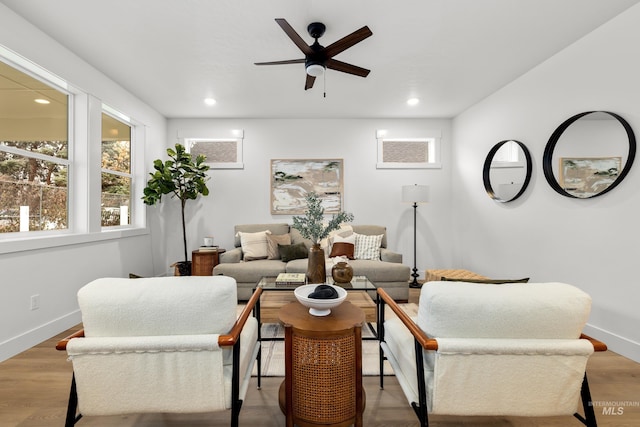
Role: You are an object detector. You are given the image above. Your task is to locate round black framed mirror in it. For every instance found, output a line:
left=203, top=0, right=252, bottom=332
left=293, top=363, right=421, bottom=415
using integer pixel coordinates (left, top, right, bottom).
left=483, top=140, right=533, bottom=203
left=543, top=111, right=636, bottom=199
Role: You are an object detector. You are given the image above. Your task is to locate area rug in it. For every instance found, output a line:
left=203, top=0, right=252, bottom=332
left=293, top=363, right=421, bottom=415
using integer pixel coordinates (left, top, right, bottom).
left=243, top=303, right=418, bottom=377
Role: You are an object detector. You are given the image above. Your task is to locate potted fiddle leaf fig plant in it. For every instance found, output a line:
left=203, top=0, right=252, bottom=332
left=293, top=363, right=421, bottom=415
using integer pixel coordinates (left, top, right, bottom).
left=142, top=143, right=210, bottom=276
left=292, top=192, right=354, bottom=283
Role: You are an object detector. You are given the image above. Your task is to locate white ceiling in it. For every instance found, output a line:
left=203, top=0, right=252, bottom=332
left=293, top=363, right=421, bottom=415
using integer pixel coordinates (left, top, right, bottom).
left=2, top=0, right=638, bottom=119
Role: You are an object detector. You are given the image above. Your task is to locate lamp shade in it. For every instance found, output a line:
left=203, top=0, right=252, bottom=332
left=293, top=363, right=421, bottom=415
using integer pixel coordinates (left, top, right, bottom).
left=402, top=184, right=429, bottom=203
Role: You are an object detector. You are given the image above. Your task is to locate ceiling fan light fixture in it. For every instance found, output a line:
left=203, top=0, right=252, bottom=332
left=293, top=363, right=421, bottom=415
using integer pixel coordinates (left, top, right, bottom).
left=306, top=64, right=325, bottom=77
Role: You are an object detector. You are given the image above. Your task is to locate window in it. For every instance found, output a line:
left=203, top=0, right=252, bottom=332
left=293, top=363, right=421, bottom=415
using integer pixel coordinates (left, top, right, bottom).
left=185, top=131, right=244, bottom=169
left=0, top=47, right=147, bottom=252
left=491, top=140, right=525, bottom=167
left=376, top=130, right=441, bottom=169
left=101, top=112, right=132, bottom=227
left=0, top=59, right=70, bottom=233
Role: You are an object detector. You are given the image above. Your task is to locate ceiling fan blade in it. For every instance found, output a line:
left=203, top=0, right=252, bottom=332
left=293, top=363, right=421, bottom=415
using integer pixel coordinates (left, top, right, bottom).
left=326, top=59, right=370, bottom=77
left=254, top=59, right=305, bottom=66
left=323, top=26, right=372, bottom=58
left=275, top=18, right=314, bottom=56
left=305, top=74, right=316, bottom=90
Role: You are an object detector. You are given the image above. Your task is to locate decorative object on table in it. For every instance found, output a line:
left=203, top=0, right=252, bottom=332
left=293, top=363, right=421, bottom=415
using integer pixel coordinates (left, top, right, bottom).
left=308, top=284, right=339, bottom=299
left=292, top=192, right=354, bottom=283
left=294, top=283, right=347, bottom=316
left=142, top=143, right=210, bottom=276
left=270, top=159, right=344, bottom=214
left=197, top=245, right=219, bottom=252
left=402, top=184, right=429, bottom=288
left=275, top=272, right=307, bottom=286
left=332, top=260, right=354, bottom=284
left=203, top=236, right=214, bottom=247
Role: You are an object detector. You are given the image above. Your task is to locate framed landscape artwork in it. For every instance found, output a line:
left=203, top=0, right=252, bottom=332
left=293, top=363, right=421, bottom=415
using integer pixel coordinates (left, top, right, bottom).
left=559, top=157, right=621, bottom=198
left=271, top=159, right=344, bottom=214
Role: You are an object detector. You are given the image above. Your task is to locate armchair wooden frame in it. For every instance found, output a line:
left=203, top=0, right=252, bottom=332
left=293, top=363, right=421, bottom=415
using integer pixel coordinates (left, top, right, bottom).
left=376, top=287, right=607, bottom=427
left=56, top=287, right=263, bottom=427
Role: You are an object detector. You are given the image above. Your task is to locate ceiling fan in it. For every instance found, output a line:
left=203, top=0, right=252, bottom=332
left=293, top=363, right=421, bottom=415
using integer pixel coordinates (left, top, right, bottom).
left=255, top=18, right=373, bottom=90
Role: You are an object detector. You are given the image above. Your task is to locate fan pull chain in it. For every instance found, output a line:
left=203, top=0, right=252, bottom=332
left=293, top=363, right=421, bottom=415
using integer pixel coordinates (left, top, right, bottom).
left=323, top=71, right=326, bottom=98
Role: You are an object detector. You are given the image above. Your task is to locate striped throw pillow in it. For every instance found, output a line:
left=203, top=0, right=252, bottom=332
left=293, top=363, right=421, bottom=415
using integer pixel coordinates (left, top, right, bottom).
left=354, top=233, right=383, bottom=260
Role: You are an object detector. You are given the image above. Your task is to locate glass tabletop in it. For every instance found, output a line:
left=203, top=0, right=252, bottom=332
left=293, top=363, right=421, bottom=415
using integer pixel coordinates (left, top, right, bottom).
left=257, top=275, right=377, bottom=291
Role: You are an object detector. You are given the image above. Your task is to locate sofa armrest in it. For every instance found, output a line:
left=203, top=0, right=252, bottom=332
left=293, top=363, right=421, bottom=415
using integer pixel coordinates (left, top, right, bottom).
left=220, top=247, right=242, bottom=263
left=380, top=248, right=402, bottom=263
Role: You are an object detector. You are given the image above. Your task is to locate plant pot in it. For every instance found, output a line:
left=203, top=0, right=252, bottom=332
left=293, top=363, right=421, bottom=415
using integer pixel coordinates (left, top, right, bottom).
left=306, top=244, right=326, bottom=284
left=332, top=261, right=353, bottom=284
left=172, top=261, right=192, bottom=276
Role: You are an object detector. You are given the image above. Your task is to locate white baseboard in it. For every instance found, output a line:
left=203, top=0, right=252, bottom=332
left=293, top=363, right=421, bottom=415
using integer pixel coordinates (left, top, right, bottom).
left=584, top=323, right=640, bottom=363
left=0, top=310, right=82, bottom=363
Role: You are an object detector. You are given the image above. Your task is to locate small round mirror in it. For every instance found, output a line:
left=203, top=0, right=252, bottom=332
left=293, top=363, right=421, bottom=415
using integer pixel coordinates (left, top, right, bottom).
left=543, top=111, right=636, bottom=198
left=483, top=140, right=532, bottom=203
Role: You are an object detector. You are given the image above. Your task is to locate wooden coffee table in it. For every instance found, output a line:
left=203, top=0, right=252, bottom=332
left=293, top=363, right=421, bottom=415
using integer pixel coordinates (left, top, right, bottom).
left=255, top=276, right=377, bottom=324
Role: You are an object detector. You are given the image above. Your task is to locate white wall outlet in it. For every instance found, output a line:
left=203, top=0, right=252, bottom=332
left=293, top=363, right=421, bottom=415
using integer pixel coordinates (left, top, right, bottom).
left=30, top=294, right=40, bottom=311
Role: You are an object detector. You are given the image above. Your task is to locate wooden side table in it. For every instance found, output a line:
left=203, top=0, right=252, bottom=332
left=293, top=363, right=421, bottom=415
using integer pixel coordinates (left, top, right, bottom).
left=191, top=249, right=225, bottom=276
left=278, top=301, right=365, bottom=427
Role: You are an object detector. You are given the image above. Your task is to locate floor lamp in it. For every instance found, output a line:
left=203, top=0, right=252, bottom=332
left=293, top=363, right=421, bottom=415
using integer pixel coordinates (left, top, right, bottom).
left=402, top=184, right=429, bottom=288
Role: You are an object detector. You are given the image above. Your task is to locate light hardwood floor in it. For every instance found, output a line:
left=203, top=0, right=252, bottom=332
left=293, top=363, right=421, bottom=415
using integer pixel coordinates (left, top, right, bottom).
left=1, top=289, right=639, bottom=426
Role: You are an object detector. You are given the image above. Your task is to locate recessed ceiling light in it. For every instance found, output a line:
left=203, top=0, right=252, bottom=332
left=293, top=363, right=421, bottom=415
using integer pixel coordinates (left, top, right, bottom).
left=34, top=98, right=50, bottom=104
left=204, top=98, right=217, bottom=106
left=407, top=98, right=420, bottom=106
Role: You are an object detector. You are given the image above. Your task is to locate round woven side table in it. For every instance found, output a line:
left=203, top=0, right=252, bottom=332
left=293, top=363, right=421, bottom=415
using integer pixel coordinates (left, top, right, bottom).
left=278, top=301, right=365, bottom=427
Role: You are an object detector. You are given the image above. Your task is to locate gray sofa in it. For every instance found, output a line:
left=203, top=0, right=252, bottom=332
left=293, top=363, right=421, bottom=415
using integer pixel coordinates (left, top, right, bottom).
left=213, top=223, right=410, bottom=301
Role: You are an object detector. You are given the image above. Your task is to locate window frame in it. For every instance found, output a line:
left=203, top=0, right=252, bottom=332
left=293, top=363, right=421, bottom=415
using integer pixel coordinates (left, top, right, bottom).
left=184, top=132, right=244, bottom=169
left=375, top=130, right=442, bottom=169
left=100, top=108, right=133, bottom=229
left=0, top=47, right=148, bottom=255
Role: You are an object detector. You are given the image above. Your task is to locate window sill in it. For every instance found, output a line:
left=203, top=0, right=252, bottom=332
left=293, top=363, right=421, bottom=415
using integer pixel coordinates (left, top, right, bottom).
left=0, top=227, right=149, bottom=255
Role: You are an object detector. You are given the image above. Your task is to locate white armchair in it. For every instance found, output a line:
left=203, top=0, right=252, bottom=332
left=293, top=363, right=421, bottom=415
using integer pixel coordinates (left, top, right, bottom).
left=56, top=276, right=261, bottom=427
left=377, top=281, right=607, bottom=427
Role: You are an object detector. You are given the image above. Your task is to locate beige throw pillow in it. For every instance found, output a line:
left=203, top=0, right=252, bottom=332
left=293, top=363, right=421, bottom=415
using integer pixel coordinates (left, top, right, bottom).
left=267, top=233, right=292, bottom=260
left=237, top=230, right=271, bottom=261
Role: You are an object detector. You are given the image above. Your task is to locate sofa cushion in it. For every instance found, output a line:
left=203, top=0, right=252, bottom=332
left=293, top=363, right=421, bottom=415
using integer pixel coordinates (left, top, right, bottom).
left=267, top=233, right=291, bottom=260
left=352, top=225, right=388, bottom=248
left=348, top=259, right=409, bottom=282
left=237, top=230, right=271, bottom=260
left=330, top=242, right=355, bottom=259
left=354, top=233, right=383, bottom=260
left=279, top=242, right=308, bottom=262
left=284, top=258, right=308, bottom=273
left=289, top=227, right=314, bottom=250
left=214, top=259, right=286, bottom=283
left=234, top=224, right=290, bottom=247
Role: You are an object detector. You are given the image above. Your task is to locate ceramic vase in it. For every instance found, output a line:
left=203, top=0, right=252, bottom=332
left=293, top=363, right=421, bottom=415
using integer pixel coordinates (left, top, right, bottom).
left=307, top=244, right=326, bottom=284
left=332, top=261, right=353, bottom=283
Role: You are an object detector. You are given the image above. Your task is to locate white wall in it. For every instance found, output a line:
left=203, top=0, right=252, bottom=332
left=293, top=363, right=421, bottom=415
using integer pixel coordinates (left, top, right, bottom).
left=452, top=4, right=640, bottom=361
left=160, top=118, right=454, bottom=277
left=0, top=5, right=166, bottom=361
